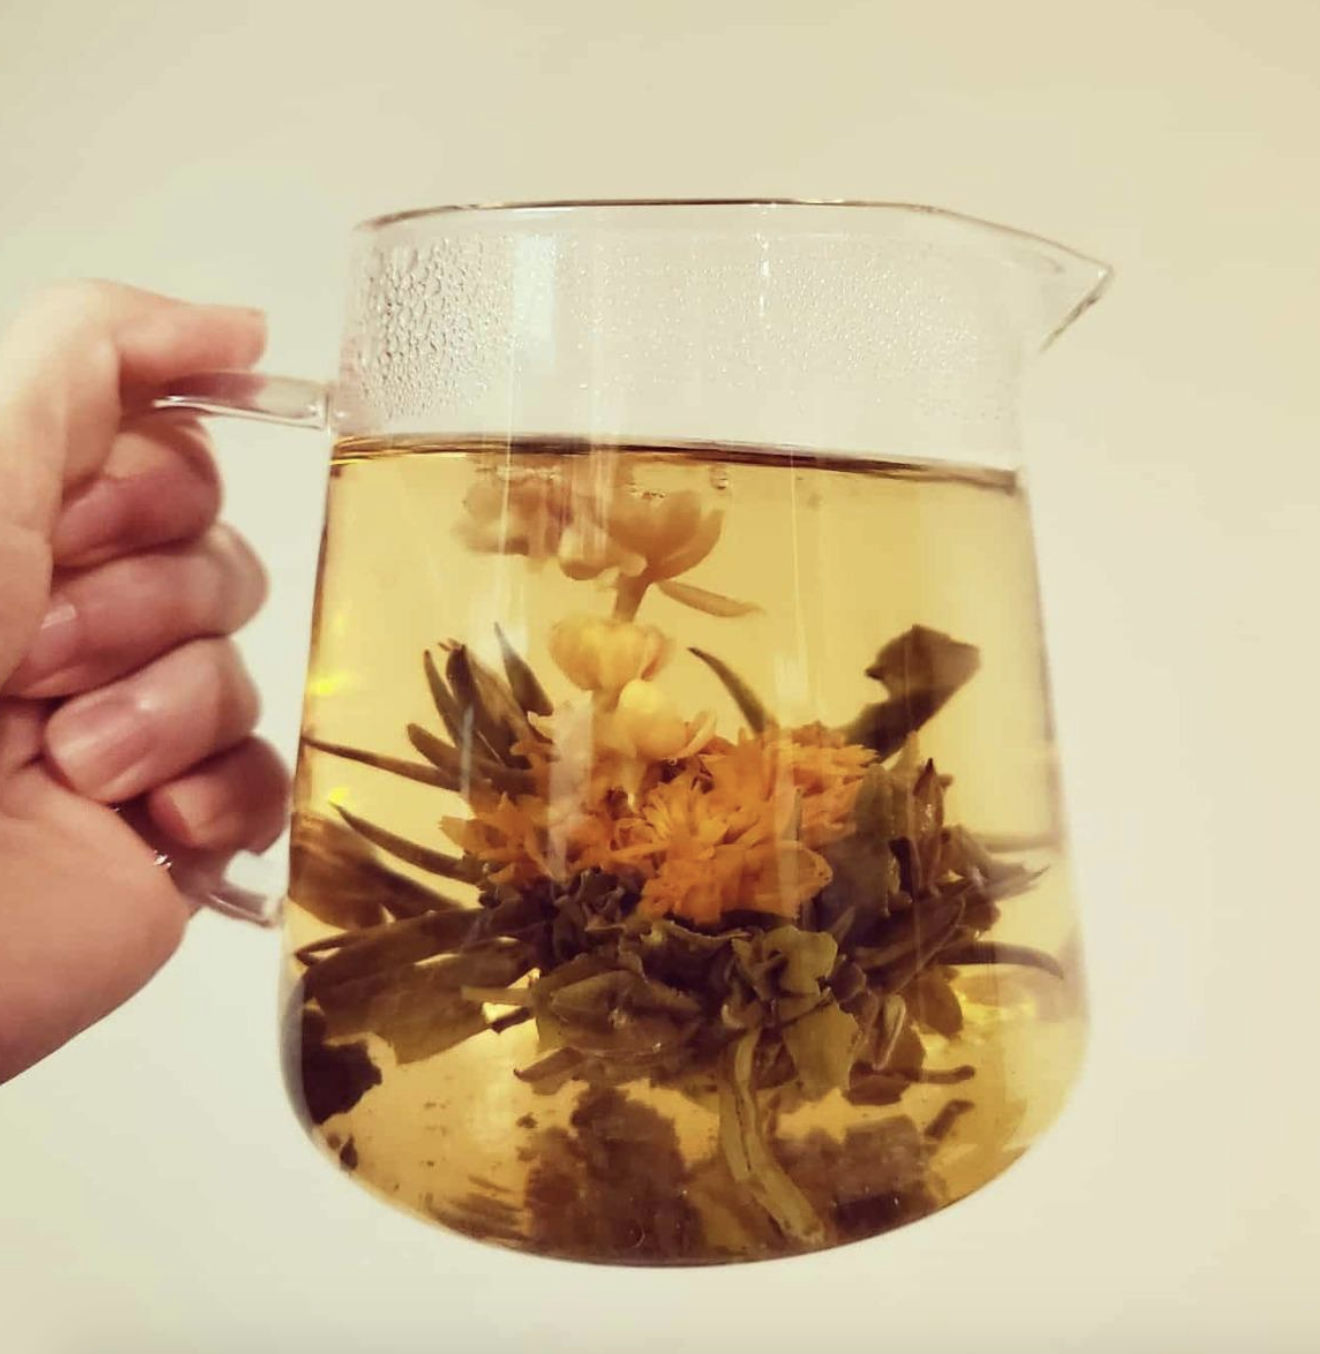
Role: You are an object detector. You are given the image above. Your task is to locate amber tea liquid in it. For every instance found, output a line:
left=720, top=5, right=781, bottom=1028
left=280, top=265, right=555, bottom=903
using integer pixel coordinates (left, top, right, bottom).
left=283, top=438, right=1086, bottom=1264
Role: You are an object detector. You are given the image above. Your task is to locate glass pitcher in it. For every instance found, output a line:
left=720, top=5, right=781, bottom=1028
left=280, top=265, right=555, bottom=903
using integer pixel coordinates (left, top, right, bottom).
left=154, top=200, right=1110, bottom=1265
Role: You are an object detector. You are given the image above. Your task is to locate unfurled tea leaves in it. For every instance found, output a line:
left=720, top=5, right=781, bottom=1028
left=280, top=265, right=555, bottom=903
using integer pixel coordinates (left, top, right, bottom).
left=730, top=926, right=836, bottom=1001
left=782, top=1001, right=860, bottom=1098
left=316, top=943, right=535, bottom=1063
left=853, top=894, right=966, bottom=977
left=369, top=991, right=488, bottom=1065
left=547, top=970, right=701, bottom=1023
left=301, top=909, right=485, bottom=999
left=718, top=1032, right=825, bottom=1244
left=288, top=814, right=456, bottom=926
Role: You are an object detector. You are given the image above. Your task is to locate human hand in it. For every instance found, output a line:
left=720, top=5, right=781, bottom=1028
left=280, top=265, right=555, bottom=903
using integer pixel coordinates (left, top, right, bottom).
left=0, top=281, right=289, bottom=1082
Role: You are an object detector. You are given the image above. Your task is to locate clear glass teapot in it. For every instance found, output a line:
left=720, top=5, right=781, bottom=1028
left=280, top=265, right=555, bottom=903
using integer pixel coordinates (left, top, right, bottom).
left=155, top=200, right=1110, bottom=1265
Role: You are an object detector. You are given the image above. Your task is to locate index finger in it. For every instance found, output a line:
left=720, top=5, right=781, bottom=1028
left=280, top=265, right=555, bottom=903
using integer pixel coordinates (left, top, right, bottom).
left=0, top=281, right=265, bottom=682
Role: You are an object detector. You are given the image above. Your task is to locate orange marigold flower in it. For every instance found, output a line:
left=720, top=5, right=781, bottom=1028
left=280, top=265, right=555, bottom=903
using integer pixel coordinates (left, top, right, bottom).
left=448, top=722, right=873, bottom=924
left=443, top=793, right=550, bottom=886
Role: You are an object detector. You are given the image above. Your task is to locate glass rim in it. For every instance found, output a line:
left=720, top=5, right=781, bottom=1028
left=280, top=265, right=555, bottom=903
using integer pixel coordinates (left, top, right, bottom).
left=354, top=197, right=1110, bottom=272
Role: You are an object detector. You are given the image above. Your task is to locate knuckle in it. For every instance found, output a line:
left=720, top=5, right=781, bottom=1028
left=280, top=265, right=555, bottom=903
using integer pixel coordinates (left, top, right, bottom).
left=32, top=277, right=112, bottom=314
left=19, top=280, right=129, bottom=348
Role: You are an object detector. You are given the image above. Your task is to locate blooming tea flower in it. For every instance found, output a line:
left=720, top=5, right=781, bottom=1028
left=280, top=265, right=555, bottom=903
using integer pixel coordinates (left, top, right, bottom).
left=548, top=614, right=672, bottom=694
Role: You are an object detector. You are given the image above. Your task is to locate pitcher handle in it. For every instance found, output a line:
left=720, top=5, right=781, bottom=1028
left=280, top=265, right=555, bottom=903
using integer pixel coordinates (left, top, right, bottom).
left=129, top=370, right=331, bottom=926
left=139, top=370, right=331, bottom=429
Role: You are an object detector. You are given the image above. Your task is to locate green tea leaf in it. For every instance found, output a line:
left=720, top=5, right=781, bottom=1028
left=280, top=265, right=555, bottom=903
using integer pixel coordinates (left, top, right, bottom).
left=906, top=969, right=964, bottom=1037
left=819, top=763, right=915, bottom=921
left=939, top=940, right=1065, bottom=979
left=852, top=894, right=966, bottom=973
left=301, top=909, right=485, bottom=999
left=944, top=824, right=1032, bottom=885
left=718, top=1032, right=826, bottom=1244
left=535, top=968, right=700, bottom=1060
left=303, top=735, right=459, bottom=792
left=522, top=1087, right=705, bottom=1261
left=731, top=927, right=837, bottom=1001
left=906, top=1064, right=975, bottom=1085
left=767, top=927, right=838, bottom=995
left=775, top=992, right=826, bottom=1024
left=495, top=624, right=554, bottom=717
left=842, top=626, right=981, bottom=758
left=423, top=649, right=467, bottom=747
left=370, top=992, right=489, bottom=1065
left=689, top=647, right=776, bottom=732
left=925, top=1098, right=975, bottom=1143
left=514, top=1047, right=585, bottom=1086
left=316, top=943, right=534, bottom=1063
left=873, top=994, right=910, bottom=1069
left=444, top=642, right=535, bottom=767
left=334, top=803, right=480, bottom=883
left=288, top=814, right=457, bottom=925
left=845, top=1070, right=908, bottom=1107
left=782, top=1001, right=860, bottom=1098
left=406, top=723, right=534, bottom=794
left=548, top=970, right=702, bottom=1022
left=867, top=625, right=980, bottom=695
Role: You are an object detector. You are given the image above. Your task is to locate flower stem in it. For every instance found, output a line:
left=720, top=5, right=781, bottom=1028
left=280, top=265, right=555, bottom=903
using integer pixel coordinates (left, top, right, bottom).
left=613, top=572, right=651, bottom=622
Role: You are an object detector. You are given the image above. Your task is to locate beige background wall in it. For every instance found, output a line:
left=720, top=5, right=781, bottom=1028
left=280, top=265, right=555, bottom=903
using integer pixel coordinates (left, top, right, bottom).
left=1, top=2, right=1317, bottom=1350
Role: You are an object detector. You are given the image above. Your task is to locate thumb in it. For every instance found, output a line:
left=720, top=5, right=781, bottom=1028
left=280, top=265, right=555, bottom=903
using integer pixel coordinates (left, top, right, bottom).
left=0, top=281, right=265, bottom=682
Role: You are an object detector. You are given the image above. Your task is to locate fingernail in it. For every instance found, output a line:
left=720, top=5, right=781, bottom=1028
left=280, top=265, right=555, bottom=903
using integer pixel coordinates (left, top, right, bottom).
left=46, top=694, right=152, bottom=796
left=163, top=778, right=243, bottom=846
left=6, top=598, right=80, bottom=689
left=205, top=303, right=266, bottom=327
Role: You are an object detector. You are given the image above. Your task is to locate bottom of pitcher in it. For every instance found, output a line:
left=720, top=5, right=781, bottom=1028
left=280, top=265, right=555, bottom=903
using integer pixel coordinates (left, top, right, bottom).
left=282, top=925, right=1085, bottom=1266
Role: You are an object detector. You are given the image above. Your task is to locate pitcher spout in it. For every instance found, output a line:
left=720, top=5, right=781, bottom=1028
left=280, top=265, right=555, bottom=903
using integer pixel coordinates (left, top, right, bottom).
left=1024, top=234, right=1113, bottom=351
